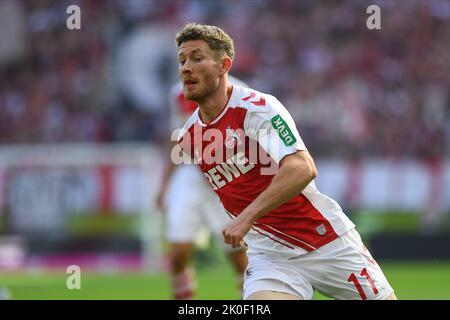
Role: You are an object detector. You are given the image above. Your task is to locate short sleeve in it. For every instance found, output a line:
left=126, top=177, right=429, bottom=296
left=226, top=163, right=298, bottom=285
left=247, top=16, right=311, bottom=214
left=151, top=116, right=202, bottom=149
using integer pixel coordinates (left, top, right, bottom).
left=243, top=95, right=306, bottom=164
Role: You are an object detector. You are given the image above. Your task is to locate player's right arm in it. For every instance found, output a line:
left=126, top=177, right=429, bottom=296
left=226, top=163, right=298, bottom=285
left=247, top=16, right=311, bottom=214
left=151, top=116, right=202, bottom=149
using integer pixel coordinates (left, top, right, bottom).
left=223, top=92, right=316, bottom=248
left=240, top=94, right=316, bottom=215
left=155, top=141, right=178, bottom=211
left=223, top=150, right=317, bottom=248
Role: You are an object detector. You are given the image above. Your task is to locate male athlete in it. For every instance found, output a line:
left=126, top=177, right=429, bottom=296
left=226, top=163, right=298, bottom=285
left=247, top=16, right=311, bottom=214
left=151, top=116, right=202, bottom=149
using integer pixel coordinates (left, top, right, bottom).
left=156, top=77, right=248, bottom=300
left=174, top=23, right=397, bottom=300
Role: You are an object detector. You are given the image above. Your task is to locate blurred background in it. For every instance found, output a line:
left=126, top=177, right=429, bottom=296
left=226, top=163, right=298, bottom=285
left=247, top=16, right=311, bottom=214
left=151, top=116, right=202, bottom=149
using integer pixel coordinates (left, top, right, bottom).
left=0, top=0, right=449, bottom=299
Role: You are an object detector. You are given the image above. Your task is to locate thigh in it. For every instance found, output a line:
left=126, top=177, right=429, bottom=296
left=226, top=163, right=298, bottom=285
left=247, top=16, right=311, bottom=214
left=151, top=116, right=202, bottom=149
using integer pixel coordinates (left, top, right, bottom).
left=243, top=254, right=314, bottom=300
left=305, top=229, right=395, bottom=300
left=246, top=280, right=303, bottom=300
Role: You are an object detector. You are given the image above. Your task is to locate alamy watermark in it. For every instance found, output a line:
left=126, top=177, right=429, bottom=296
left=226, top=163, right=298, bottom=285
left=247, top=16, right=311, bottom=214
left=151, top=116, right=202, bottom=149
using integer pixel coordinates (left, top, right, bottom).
left=66, top=265, right=81, bottom=290
left=64, top=4, right=380, bottom=31
left=366, top=5, right=381, bottom=30
left=66, top=5, right=81, bottom=30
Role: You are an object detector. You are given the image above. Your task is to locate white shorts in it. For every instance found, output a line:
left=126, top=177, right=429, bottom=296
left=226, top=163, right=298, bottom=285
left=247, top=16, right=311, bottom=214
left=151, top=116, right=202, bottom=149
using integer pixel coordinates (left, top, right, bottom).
left=165, top=166, right=234, bottom=250
left=243, top=228, right=394, bottom=300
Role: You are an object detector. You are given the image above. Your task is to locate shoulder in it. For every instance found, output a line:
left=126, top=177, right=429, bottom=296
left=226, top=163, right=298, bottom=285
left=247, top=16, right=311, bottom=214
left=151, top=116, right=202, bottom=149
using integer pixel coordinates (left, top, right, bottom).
left=232, top=85, right=283, bottom=115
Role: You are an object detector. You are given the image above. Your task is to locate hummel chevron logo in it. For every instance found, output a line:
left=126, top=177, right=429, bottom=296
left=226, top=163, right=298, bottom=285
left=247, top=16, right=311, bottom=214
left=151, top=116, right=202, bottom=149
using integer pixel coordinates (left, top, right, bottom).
left=242, top=92, right=266, bottom=106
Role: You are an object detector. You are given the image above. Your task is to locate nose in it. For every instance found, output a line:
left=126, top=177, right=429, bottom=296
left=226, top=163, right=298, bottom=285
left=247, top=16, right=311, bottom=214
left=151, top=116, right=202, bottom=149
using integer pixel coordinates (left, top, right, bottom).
left=180, top=60, right=192, bottom=75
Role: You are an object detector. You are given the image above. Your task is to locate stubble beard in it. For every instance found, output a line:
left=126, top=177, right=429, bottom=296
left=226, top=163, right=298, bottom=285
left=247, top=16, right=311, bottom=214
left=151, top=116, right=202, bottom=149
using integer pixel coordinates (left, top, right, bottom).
left=184, top=77, right=218, bottom=105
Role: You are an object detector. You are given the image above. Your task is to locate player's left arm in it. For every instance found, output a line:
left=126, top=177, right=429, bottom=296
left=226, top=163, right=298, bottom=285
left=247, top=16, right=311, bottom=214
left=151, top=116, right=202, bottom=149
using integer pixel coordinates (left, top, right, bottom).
left=223, top=94, right=316, bottom=248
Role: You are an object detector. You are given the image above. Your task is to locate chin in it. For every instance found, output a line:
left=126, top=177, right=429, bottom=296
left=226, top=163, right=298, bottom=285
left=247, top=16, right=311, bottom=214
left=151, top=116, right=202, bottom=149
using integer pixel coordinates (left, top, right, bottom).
left=184, top=91, right=201, bottom=102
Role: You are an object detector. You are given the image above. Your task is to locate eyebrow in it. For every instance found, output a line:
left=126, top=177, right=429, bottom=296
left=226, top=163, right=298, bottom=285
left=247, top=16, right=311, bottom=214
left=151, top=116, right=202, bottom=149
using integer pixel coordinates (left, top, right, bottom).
left=178, top=48, right=202, bottom=58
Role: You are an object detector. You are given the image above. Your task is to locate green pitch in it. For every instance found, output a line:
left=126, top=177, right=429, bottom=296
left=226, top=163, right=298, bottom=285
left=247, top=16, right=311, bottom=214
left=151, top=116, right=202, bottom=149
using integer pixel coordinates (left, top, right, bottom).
left=0, top=260, right=449, bottom=300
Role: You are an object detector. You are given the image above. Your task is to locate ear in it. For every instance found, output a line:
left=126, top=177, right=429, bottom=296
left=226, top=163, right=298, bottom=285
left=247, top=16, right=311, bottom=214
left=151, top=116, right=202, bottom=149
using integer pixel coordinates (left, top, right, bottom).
left=219, top=56, right=233, bottom=76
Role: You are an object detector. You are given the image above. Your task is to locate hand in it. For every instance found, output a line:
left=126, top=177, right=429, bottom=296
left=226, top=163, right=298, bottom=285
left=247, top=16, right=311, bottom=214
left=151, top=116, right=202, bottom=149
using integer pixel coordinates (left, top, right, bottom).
left=222, top=213, right=253, bottom=249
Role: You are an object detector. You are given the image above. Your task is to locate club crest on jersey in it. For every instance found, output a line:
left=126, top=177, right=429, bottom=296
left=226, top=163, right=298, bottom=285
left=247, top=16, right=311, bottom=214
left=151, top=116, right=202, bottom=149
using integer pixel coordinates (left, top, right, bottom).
left=316, top=224, right=326, bottom=236
left=225, top=126, right=242, bottom=149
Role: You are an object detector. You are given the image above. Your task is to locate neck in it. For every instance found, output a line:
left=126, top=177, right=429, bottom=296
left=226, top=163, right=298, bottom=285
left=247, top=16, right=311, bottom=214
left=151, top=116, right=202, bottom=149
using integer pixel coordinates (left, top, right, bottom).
left=198, top=79, right=232, bottom=123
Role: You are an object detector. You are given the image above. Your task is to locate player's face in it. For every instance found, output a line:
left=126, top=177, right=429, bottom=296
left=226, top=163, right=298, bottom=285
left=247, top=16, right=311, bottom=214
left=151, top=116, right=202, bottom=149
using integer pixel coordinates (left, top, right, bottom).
left=178, top=40, right=220, bottom=102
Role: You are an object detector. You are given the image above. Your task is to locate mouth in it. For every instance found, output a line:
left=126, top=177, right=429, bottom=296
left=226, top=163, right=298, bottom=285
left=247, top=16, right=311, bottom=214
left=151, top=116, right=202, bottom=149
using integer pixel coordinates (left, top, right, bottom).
left=184, top=79, right=198, bottom=90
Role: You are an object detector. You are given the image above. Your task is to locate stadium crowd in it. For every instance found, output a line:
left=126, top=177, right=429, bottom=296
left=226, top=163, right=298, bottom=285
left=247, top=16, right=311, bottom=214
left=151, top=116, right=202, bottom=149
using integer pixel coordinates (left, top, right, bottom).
left=0, top=0, right=449, bottom=159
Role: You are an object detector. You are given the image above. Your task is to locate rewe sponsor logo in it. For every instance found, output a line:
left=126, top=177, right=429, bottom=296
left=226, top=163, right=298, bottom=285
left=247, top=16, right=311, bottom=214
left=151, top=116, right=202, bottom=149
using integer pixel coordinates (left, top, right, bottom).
left=203, top=151, right=255, bottom=190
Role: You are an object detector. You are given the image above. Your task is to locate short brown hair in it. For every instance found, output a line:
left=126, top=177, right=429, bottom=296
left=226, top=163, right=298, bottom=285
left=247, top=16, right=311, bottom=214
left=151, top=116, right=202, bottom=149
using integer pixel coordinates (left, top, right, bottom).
left=176, top=23, right=234, bottom=60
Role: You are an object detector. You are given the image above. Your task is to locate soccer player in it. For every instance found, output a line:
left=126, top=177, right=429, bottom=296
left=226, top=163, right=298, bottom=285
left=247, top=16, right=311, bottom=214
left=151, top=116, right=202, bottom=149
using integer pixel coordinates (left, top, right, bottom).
left=156, top=77, right=248, bottom=300
left=174, top=23, right=397, bottom=300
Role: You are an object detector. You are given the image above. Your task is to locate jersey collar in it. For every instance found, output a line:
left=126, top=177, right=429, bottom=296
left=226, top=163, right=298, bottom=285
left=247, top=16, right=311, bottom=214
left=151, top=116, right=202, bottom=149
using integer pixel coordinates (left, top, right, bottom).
left=197, top=85, right=234, bottom=127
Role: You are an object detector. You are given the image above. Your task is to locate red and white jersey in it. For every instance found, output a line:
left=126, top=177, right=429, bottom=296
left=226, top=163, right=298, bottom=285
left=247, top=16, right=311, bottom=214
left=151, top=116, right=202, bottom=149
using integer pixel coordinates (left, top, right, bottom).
left=177, top=85, right=355, bottom=256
